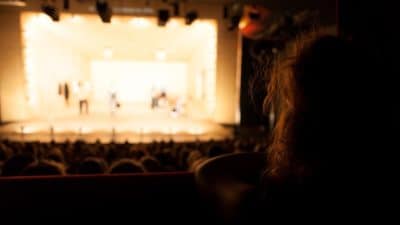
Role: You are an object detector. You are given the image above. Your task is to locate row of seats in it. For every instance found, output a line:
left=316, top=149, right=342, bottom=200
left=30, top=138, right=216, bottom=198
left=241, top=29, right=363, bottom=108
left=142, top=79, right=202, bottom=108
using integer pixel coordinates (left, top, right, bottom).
left=0, top=138, right=267, bottom=177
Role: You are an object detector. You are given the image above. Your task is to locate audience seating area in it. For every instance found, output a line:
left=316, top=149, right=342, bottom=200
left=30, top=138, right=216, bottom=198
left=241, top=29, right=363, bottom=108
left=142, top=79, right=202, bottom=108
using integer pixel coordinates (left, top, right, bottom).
left=0, top=138, right=267, bottom=222
left=0, top=138, right=267, bottom=176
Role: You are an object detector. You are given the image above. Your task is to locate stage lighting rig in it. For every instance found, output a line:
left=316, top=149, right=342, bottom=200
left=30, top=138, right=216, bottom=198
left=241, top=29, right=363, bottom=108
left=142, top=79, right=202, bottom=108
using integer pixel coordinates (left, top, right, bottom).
left=96, top=0, right=112, bottom=23
left=171, top=1, right=180, bottom=16
left=225, top=2, right=244, bottom=31
left=63, top=0, right=69, bottom=10
left=161, top=0, right=179, bottom=16
left=185, top=11, right=198, bottom=25
left=41, top=1, right=59, bottom=21
left=158, top=9, right=170, bottom=26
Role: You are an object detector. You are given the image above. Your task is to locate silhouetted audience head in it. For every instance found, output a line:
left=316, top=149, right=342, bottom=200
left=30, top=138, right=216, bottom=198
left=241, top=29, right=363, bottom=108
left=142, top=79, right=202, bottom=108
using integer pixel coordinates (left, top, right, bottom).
left=190, top=157, right=207, bottom=172
left=1, top=154, right=35, bottom=176
left=178, top=148, right=190, bottom=170
left=108, top=159, right=144, bottom=174
left=207, top=145, right=225, bottom=158
left=46, top=147, right=65, bottom=163
left=187, top=150, right=203, bottom=168
left=141, top=156, right=163, bottom=172
left=187, top=150, right=206, bottom=172
left=264, top=34, right=364, bottom=180
left=129, top=147, right=146, bottom=160
left=0, top=143, right=12, bottom=161
left=21, top=160, right=66, bottom=176
left=77, top=157, right=108, bottom=174
left=0, top=138, right=265, bottom=177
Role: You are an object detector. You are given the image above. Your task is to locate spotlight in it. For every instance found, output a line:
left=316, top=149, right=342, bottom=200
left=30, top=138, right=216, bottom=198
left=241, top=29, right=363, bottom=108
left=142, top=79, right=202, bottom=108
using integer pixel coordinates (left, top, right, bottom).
left=96, top=0, right=112, bottom=23
left=158, top=9, right=170, bottom=26
left=171, top=1, right=180, bottom=16
left=228, top=15, right=241, bottom=31
left=63, top=0, right=69, bottom=11
left=41, top=2, right=59, bottom=21
left=226, top=2, right=243, bottom=31
left=185, top=11, right=198, bottom=25
left=223, top=5, right=229, bottom=19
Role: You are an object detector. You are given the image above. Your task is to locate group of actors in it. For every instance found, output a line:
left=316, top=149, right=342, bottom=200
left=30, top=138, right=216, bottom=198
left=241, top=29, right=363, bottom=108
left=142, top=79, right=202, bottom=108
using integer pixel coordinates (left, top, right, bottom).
left=151, top=89, right=185, bottom=116
left=58, top=82, right=183, bottom=116
left=58, top=81, right=120, bottom=116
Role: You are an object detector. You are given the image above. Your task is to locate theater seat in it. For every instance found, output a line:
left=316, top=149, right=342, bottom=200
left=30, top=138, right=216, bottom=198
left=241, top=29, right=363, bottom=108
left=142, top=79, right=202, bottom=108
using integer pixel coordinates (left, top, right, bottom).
left=0, top=172, right=205, bottom=224
left=194, top=152, right=267, bottom=225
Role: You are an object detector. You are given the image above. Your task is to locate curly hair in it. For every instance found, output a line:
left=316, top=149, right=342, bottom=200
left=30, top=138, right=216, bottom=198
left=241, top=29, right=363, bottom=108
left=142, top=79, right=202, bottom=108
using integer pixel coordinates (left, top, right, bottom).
left=264, top=32, right=356, bottom=181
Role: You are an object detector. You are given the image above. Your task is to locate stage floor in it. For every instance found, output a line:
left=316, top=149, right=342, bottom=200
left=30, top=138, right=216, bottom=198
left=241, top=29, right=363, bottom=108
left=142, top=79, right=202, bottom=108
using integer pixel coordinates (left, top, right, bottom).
left=0, top=113, right=233, bottom=143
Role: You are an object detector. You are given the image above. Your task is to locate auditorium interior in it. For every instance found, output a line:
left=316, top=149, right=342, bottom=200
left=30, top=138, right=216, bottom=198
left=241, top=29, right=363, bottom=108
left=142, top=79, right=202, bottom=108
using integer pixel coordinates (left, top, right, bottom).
left=0, top=0, right=395, bottom=223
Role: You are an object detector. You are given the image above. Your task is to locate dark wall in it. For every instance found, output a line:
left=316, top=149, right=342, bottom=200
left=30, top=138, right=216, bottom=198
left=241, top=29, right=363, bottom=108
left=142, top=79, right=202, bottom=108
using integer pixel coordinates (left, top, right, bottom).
left=337, top=1, right=397, bottom=213
left=338, top=0, right=397, bottom=130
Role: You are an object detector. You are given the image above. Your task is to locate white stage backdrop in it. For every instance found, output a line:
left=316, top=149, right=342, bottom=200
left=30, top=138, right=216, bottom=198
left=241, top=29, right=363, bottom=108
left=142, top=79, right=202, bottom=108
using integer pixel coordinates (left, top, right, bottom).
left=90, top=61, right=188, bottom=103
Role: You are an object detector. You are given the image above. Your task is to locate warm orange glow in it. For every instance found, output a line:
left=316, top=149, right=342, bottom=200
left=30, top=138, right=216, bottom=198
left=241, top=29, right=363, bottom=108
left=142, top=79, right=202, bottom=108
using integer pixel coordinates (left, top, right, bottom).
left=20, top=12, right=218, bottom=123
left=0, top=114, right=232, bottom=142
left=239, top=20, right=248, bottom=29
left=90, top=61, right=187, bottom=103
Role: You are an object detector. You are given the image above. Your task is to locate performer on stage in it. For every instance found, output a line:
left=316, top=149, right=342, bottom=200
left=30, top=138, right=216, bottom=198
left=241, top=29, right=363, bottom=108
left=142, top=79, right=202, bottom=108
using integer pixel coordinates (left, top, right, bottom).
left=150, top=85, right=158, bottom=109
left=77, top=81, right=90, bottom=115
left=157, top=89, right=168, bottom=108
left=109, top=90, right=120, bottom=116
left=64, top=82, right=69, bottom=106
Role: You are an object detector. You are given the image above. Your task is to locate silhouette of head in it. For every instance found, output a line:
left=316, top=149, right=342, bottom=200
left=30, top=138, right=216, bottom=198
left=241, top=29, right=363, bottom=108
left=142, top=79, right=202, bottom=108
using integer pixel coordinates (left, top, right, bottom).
left=78, top=157, right=108, bottom=174
left=108, top=159, right=144, bottom=174
left=265, top=34, right=366, bottom=179
left=21, top=160, right=66, bottom=176
left=1, top=154, right=35, bottom=176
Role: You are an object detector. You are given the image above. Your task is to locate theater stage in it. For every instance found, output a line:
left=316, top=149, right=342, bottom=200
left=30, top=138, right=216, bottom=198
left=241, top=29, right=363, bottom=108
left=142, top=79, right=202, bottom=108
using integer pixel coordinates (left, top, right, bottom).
left=0, top=112, right=233, bottom=143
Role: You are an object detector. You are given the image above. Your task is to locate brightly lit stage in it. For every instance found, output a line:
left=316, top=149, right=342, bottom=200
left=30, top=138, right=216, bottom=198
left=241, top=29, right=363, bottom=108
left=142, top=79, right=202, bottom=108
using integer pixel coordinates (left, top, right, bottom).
left=0, top=12, right=239, bottom=143
left=0, top=111, right=233, bottom=143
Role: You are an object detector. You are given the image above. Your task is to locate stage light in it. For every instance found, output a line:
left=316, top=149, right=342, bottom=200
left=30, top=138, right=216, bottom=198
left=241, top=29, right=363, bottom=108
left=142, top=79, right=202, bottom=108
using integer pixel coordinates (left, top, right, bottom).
left=226, top=2, right=243, bottom=31
left=41, top=2, right=59, bottom=21
left=239, top=5, right=271, bottom=39
left=228, top=15, right=241, bottom=31
left=238, top=19, right=247, bottom=29
left=130, top=18, right=151, bottom=28
left=185, top=11, right=198, bottom=25
left=96, top=0, right=112, bottom=23
left=63, top=0, right=69, bottom=10
left=223, top=5, right=229, bottom=19
left=158, top=9, right=170, bottom=26
left=155, top=50, right=166, bottom=61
